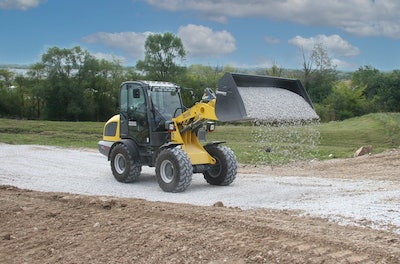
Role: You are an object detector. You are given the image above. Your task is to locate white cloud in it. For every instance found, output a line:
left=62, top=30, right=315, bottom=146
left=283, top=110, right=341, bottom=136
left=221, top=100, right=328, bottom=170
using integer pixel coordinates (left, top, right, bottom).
left=288, top=34, right=360, bottom=70
left=288, top=34, right=360, bottom=57
left=332, top=58, right=358, bottom=71
left=229, top=59, right=274, bottom=70
left=82, top=32, right=152, bottom=59
left=146, top=0, right=400, bottom=39
left=177, top=24, right=236, bottom=57
left=0, top=0, right=46, bottom=10
left=82, top=27, right=235, bottom=62
left=92, top=52, right=127, bottom=64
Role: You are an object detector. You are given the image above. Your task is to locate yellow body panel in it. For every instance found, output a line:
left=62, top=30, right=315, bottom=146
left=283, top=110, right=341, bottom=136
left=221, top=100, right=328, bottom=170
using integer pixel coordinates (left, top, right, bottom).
left=102, top=114, right=121, bottom=142
left=173, top=100, right=217, bottom=124
left=181, top=130, right=216, bottom=165
left=170, top=100, right=218, bottom=165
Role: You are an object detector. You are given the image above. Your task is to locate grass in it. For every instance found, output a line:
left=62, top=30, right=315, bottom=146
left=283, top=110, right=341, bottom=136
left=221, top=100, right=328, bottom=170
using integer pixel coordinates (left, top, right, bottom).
left=208, top=113, right=400, bottom=163
left=209, top=122, right=320, bottom=164
left=1, top=113, right=399, bottom=164
left=0, top=119, right=103, bottom=149
left=317, top=113, right=400, bottom=158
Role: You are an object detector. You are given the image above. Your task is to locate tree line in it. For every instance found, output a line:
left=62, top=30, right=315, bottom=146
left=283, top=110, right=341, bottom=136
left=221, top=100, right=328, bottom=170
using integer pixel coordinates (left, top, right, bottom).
left=0, top=33, right=399, bottom=122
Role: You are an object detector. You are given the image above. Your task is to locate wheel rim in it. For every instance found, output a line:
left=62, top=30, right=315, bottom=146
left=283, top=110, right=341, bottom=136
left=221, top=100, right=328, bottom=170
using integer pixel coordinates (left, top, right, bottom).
left=160, top=160, right=174, bottom=183
left=208, top=158, right=221, bottom=178
left=114, top=153, right=126, bottom=174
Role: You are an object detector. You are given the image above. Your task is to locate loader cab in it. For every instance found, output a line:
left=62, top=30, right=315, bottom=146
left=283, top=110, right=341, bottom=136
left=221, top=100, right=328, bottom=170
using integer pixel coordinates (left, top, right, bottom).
left=119, top=81, right=184, bottom=147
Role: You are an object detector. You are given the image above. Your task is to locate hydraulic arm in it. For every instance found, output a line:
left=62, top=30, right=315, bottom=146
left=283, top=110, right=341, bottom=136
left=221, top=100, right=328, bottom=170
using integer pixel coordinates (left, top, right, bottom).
left=169, top=99, right=218, bottom=165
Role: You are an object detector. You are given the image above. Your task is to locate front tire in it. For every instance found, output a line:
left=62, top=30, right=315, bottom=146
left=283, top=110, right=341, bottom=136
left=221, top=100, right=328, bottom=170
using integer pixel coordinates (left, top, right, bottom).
left=110, top=143, right=141, bottom=183
left=155, top=148, right=193, bottom=192
left=203, top=145, right=237, bottom=186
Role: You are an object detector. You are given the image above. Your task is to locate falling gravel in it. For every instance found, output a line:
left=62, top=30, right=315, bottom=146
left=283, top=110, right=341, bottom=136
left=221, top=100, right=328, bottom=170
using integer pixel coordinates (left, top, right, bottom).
left=238, top=87, right=319, bottom=123
left=1, top=143, right=399, bottom=234
left=236, top=87, right=320, bottom=166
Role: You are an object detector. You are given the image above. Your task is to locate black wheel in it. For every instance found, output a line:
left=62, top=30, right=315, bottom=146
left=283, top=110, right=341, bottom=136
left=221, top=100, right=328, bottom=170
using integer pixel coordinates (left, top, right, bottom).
left=155, top=148, right=192, bottom=192
left=110, top=143, right=141, bottom=183
left=203, top=145, right=237, bottom=186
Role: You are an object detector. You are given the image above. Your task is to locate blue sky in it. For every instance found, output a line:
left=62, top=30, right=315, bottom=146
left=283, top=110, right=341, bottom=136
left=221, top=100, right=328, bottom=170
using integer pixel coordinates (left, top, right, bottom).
left=1, top=0, right=399, bottom=71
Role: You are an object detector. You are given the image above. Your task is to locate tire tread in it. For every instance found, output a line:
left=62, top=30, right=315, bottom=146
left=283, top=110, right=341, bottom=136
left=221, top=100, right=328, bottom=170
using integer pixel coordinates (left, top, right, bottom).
left=110, top=143, right=141, bottom=183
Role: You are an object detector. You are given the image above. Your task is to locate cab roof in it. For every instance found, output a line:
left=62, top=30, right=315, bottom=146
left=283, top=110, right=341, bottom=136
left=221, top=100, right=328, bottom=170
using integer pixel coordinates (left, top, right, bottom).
left=140, top=80, right=178, bottom=87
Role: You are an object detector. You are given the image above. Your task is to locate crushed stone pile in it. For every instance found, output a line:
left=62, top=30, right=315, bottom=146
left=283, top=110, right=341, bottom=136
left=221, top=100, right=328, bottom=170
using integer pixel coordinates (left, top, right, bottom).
left=238, top=87, right=319, bottom=123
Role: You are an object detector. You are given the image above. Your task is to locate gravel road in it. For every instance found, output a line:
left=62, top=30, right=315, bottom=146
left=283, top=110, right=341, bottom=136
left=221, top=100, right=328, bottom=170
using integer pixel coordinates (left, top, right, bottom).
left=1, top=143, right=399, bottom=234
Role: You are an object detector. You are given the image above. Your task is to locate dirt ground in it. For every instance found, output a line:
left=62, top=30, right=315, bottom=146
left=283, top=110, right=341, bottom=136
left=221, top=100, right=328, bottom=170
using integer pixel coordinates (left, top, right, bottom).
left=1, top=149, right=400, bottom=263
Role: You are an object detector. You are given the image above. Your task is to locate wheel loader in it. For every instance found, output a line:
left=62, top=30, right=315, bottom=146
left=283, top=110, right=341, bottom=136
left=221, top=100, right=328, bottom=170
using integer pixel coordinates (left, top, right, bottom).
left=98, top=72, right=316, bottom=192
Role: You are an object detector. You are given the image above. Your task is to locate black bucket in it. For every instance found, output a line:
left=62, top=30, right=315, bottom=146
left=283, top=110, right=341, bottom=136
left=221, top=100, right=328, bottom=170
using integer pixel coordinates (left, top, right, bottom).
left=215, top=73, right=317, bottom=122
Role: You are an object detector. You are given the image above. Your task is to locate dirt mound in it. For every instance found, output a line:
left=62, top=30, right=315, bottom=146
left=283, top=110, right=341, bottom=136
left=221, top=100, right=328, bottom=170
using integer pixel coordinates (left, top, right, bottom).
left=1, top=148, right=400, bottom=263
left=1, top=185, right=399, bottom=263
left=239, top=148, right=400, bottom=181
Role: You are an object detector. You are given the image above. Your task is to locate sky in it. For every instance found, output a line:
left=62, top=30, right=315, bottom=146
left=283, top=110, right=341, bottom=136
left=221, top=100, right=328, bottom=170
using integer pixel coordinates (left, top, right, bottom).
left=0, top=0, right=399, bottom=71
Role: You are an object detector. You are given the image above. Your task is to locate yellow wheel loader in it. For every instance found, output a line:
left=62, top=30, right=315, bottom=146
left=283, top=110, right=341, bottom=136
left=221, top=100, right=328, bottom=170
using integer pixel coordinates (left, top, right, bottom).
left=98, top=73, right=317, bottom=192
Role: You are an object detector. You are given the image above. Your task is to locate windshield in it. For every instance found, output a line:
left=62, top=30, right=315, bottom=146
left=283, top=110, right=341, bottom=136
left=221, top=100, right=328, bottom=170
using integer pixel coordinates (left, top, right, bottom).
left=150, top=86, right=183, bottom=120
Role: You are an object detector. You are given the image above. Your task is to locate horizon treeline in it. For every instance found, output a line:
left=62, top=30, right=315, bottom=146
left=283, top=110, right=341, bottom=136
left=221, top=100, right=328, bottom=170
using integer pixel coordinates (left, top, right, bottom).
left=1, top=45, right=399, bottom=122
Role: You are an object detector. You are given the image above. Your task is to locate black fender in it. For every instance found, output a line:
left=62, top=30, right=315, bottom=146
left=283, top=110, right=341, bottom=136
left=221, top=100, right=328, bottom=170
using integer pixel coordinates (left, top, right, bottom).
left=159, top=142, right=182, bottom=150
left=108, top=139, right=140, bottom=161
left=153, top=142, right=182, bottom=165
left=203, top=141, right=226, bottom=148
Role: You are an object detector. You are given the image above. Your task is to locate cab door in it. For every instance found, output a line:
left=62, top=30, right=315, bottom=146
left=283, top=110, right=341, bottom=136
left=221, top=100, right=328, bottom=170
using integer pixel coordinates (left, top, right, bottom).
left=119, top=83, right=150, bottom=144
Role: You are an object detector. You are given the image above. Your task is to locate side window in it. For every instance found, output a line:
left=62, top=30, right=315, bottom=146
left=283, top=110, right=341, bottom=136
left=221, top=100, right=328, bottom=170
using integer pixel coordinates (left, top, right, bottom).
left=120, top=85, right=128, bottom=112
left=128, top=85, right=146, bottom=114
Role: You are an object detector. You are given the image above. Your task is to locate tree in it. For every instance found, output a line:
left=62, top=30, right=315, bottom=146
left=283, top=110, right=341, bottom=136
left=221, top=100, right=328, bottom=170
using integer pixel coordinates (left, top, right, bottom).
left=301, top=42, right=337, bottom=103
left=317, top=81, right=369, bottom=121
left=40, top=46, right=87, bottom=120
left=177, top=64, right=226, bottom=106
left=302, top=46, right=313, bottom=87
left=310, top=42, right=335, bottom=72
left=79, top=57, right=125, bottom=121
left=136, top=33, right=186, bottom=81
left=350, top=66, right=398, bottom=112
left=27, top=63, right=48, bottom=119
left=13, top=75, right=27, bottom=118
left=380, top=70, right=400, bottom=112
left=0, top=68, right=14, bottom=87
left=351, top=65, right=384, bottom=100
left=32, top=45, right=131, bottom=121
left=0, top=69, right=17, bottom=117
left=266, top=62, right=283, bottom=77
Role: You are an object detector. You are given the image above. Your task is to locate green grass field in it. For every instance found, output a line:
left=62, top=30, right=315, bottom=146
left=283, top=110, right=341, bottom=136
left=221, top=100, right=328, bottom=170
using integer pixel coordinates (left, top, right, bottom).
left=1, top=113, right=399, bottom=164
left=0, top=119, right=103, bottom=149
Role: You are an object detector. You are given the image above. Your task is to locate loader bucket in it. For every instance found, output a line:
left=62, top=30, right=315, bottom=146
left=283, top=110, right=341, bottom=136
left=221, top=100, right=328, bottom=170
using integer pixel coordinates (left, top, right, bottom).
left=215, top=73, right=318, bottom=123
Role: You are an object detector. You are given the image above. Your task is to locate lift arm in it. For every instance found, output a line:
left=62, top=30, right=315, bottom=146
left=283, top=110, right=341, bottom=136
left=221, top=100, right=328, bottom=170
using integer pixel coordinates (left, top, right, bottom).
left=168, top=99, right=218, bottom=165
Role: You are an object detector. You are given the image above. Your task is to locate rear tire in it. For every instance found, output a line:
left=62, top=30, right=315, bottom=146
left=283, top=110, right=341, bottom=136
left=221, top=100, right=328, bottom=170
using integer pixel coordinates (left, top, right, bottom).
left=203, top=145, right=237, bottom=186
left=155, top=148, right=192, bottom=192
left=110, top=143, right=141, bottom=183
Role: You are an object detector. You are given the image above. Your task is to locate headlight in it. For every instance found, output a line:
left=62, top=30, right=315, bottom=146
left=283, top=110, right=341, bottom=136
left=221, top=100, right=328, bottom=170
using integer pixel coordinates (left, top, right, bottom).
left=165, top=121, right=175, bottom=132
left=206, top=121, right=215, bottom=132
